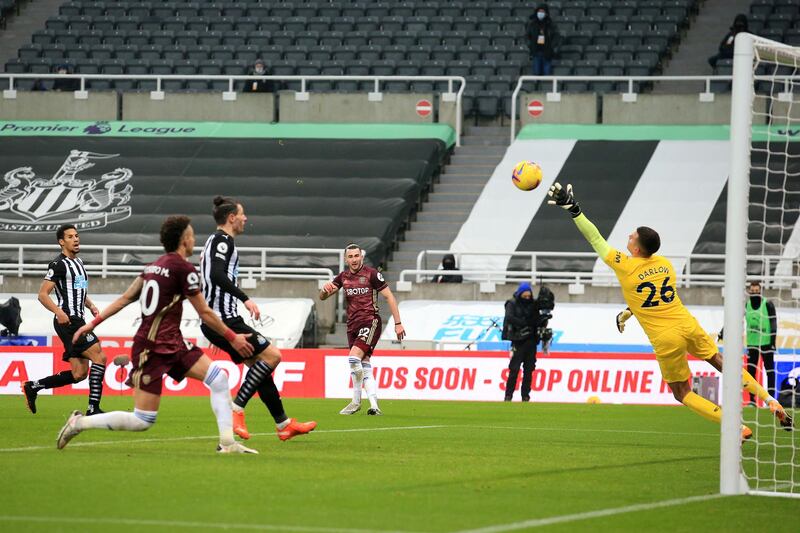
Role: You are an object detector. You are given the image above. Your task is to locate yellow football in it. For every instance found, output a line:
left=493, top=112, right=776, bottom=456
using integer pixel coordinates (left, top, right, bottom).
left=511, top=160, right=543, bottom=191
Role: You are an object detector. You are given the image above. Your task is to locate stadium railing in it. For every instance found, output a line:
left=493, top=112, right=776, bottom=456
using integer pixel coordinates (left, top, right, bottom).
left=0, top=243, right=343, bottom=280
left=396, top=268, right=799, bottom=292
left=508, top=74, right=799, bottom=143
left=407, top=249, right=797, bottom=289
left=0, top=73, right=467, bottom=145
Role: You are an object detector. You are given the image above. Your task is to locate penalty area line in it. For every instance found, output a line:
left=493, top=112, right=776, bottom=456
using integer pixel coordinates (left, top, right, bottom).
left=0, top=425, right=448, bottom=453
left=451, top=493, right=726, bottom=532
left=0, top=515, right=424, bottom=533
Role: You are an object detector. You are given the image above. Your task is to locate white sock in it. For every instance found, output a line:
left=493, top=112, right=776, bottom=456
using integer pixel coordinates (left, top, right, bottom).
left=77, top=409, right=155, bottom=432
left=349, top=357, right=364, bottom=404
left=276, top=419, right=291, bottom=430
left=204, top=363, right=234, bottom=446
left=362, top=362, right=379, bottom=410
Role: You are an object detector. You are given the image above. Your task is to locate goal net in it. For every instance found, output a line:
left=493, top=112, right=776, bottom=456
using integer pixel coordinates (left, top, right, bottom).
left=723, top=33, right=800, bottom=498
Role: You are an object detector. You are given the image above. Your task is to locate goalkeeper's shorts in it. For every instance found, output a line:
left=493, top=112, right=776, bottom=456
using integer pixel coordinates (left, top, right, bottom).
left=650, top=316, right=717, bottom=383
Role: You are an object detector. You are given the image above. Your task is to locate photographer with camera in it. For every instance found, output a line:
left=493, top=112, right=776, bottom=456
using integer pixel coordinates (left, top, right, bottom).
left=502, top=282, right=554, bottom=402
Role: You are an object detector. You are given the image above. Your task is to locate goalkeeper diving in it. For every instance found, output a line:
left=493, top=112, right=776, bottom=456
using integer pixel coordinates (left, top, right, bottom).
left=547, top=182, right=793, bottom=439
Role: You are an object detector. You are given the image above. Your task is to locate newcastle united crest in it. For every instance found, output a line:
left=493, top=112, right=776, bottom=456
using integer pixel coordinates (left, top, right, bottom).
left=0, top=150, right=133, bottom=232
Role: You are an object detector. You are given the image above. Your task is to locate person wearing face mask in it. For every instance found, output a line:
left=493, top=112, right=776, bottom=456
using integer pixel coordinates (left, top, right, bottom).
left=243, top=59, right=275, bottom=93
left=502, top=282, right=541, bottom=402
left=526, top=4, right=559, bottom=76
left=433, top=253, right=463, bottom=283
left=708, top=13, right=748, bottom=69
left=718, top=281, right=778, bottom=403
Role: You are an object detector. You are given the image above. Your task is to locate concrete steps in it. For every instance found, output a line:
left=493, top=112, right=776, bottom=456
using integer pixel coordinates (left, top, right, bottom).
left=656, top=0, right=752, bottom=92
left=0, top=0, right=64, bottom=69
left=416, top=211, right=472, bottom=223
left=434, top=183, right=487, bottom=194
left=385, top=126, right=509, bottom=284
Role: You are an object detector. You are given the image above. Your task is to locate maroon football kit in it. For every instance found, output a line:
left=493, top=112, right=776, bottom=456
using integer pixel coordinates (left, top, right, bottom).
left=332, top=265, right=387, bottom=356
left=128, top=252, right=204, bottom=395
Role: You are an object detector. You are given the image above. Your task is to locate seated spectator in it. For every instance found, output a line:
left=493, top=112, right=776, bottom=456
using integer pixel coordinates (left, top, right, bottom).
left=708, top=14, right=748, bottom=69
left=433, top=254, right=463, bottom=283
left=243, top=59, right=276, bottom=93
left=52, top=64, right=80, bottom=92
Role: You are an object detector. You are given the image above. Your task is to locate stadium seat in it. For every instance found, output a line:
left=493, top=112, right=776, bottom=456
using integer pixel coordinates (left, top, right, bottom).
left=583, top=44, right=609, bottom=62
left=89, top=44, right=114, bottom=60
left=31, top=29, right=56, bottom=45
left=138, top=44, right=161, bottom=60
left=113, top=44, right=138, bottom=61
left=92, top=16, right=116, bottom=32
left=619, top=30, right=644, bottom=47
left=442, top=31, right=468, bottom=48
left=578, top=16, right=603, bottom=33
left=491, top=30, right=517, bottom=49
left=429, top=16, right=454, bottom=32
left=407, top=44, right=432, bottom=62
left=18, top=43, right=42, bottom=59
left=457, top=45, right=481, bottom=63
left=357, top=45, right=382, bottom=62
left=284, top=46, right=308, bottom=62
left=591, top=29, right=618, bottom=47
left=612, top=1, right=637, bottom=18
left=4, top=58, right=26, bottom=74
left=101, top=58, right=125, bottom=75
left=482, top=44, right=507, bottom=62
left=41, top=44, right=67, bottom=60
left=587, top=1, right=613, bottom=18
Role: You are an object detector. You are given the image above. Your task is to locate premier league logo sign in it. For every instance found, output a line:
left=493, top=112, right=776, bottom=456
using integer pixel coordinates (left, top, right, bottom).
left=0, top=150, right=133, bottom=232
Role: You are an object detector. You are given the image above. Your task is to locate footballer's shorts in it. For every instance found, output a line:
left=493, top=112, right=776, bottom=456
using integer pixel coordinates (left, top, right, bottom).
left=347, top=318, right=382, bottom=357
left=54, top=316, right=100, bottom=362
left=650, top=316, right=718, bottom=383
left=201, top=316, right=271, bottom=365
left=127, top=340, right=204, bottom=396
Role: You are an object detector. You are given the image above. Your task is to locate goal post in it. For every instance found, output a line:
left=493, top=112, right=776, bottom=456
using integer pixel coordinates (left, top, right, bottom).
left=723, top=32, right=800, bottom=498
left=721, top=32, right=752, bottom=496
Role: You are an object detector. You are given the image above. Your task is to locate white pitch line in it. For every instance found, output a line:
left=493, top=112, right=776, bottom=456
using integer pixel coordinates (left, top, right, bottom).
left=0, top=425, right=447, bottom=453
left=0, top=515, right=424, bottom=533
left=451, top=493, right=726, bottom=533
left=472, top=425, right=721, bottom=438
left=2, top=422, right=785, bottom=453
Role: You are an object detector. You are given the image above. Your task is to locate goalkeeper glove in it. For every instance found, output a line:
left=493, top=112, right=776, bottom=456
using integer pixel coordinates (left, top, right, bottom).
left=616, top=307, right=632, bottom=333
left=547, top=182, right=581, bottom=218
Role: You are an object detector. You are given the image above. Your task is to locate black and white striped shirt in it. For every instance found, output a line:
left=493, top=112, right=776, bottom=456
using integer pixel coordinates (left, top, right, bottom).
left=44, top=253, right=89, bottom=318
left=200, top=230, right=249, bottom=320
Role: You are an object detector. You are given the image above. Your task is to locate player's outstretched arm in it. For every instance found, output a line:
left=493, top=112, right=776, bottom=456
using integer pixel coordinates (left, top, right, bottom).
left=319, top=281, right=340, bottom=301
left=547, top=182, right=611, bottom=259
left=379, top=286, right=405, bottom=340
left=187, top=292, right=253, bottom=358
left=72, top=277, right=144, bottom=343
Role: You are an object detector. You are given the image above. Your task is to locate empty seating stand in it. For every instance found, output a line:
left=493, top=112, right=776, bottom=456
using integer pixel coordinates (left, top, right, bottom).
left=0, top=0, right=20, bottom=29
left=5, top=0, right=701, bottom=117
left=0, top=134, right=449, bottom=269
left=708, top=1, right=800, bottom=93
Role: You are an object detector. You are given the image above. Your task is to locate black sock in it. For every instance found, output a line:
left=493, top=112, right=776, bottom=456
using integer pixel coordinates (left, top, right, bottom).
left=257, top=376, right=288, bottom=424
left=88, top=362, right=105, bottom=410
left=32, top=370, right=77, bottom=391
left=234, top=360, right=273, bottom=409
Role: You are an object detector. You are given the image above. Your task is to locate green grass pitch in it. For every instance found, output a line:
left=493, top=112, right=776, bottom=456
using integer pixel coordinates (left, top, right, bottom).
left=1, top=395, right=798, bottom=532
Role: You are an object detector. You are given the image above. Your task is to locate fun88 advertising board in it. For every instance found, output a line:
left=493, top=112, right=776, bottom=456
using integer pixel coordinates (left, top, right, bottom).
left=372, top=300, right=800, bottom=405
